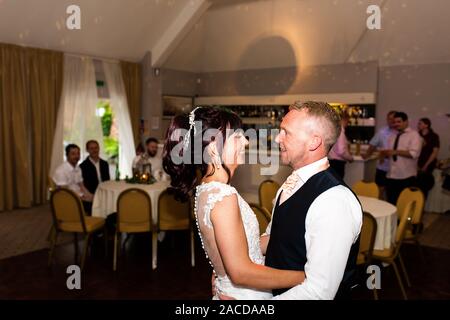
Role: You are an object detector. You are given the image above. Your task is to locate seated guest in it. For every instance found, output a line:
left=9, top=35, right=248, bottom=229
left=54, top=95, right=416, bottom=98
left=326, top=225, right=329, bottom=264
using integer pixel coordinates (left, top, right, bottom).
left=80, top=140, right=110, bottom=213
left=131, top=143, right=145, bottom=172
left=381, top=112, right=422, bottom=204
left=328, top=112, right=353, bottom=179
left=52, top=144, right=93, bottom=212
left=133, top=137, right=163, bottom=178
left=417, top=118, right=440, bottom=198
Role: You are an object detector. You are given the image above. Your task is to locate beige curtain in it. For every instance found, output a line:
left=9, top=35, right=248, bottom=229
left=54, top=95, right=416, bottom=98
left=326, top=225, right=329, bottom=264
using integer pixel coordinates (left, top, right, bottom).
left=120, top=61, right=142, bottom=145
left=28, top=48, right=63, bottom=205
left=0, top=44, right=63, bottom=211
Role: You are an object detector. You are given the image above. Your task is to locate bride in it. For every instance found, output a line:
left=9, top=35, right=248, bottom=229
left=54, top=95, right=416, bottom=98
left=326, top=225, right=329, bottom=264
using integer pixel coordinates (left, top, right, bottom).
left=163, top=107, right=304, bottom=299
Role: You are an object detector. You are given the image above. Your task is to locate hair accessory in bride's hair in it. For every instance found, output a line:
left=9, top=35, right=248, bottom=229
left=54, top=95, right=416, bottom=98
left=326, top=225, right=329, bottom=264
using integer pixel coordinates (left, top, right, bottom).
left=182, top=107, right=201, bottom=152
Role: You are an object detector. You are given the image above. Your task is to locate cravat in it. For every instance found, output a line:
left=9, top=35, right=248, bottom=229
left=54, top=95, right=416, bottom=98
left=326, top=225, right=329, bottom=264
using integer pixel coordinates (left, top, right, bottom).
left=279, top=172, right=300, bottom=205
left=392, top=131, right=404, bottom=162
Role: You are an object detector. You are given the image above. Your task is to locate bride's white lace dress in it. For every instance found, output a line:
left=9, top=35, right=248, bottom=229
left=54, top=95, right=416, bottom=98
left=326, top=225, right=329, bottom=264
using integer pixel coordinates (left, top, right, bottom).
left=194, top=181, right=273, bottom=300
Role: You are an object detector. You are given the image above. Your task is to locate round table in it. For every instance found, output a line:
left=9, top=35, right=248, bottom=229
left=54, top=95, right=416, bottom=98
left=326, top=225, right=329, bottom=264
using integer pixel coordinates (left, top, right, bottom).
left=358, top=196, right=397, bottom=250
left=92, top=180, right=171, bottom=224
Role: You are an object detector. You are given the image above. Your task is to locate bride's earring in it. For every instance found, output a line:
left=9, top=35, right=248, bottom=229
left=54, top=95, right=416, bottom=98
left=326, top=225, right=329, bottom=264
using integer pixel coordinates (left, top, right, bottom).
left=214, top=155, right=222, bottom=170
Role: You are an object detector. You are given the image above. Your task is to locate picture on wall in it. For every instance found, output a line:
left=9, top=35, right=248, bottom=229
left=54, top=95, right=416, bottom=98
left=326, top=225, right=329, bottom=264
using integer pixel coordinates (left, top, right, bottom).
left=162, top=95, right=194, bottom=118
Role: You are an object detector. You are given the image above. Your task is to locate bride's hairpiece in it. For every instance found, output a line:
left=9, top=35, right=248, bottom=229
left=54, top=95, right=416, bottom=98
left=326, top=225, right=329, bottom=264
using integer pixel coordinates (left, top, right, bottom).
left=182, top=107, right=201, bottom=152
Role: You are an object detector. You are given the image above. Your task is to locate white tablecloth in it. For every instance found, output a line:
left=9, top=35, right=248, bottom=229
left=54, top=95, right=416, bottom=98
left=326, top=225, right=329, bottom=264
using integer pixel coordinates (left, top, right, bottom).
left=425, top=169, right=450, bottom=213
left=358, top=196, right=397, bottom=250
left=92, top=180, right=171, bottom=224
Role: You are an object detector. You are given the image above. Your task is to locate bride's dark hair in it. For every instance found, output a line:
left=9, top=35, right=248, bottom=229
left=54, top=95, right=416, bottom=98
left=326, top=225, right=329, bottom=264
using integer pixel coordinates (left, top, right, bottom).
left=162, top=106, right=242, bottom=201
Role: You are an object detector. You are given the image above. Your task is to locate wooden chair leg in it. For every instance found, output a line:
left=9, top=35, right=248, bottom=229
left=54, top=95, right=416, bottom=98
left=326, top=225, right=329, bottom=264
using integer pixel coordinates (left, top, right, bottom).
left=113, top=232, right=119, bottom=271
left=48, top=230, right=59, bottom=267
left=152, top=232, right=158, bottom=270
left=103, top=227, right=108, bottom=258
left=80, top=233, right=91, bottom=271
left=74, top=233, right=79, bottom=263
left=398, top=252, right=411, bottom=287
left=392, top=260, right=408, bottom=300
left=373, top=288, right=379, bottom=300
left=190, top=228, right=195, bottom=267
left=46, top=226, right=55, bottom=242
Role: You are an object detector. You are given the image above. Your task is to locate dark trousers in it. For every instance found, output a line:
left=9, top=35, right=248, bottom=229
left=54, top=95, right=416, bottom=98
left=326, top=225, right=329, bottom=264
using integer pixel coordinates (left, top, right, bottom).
left=82, top=201, right=92, bottom=215
left=329, top=159, right=346, bottom=179
left=386, top=176, right=417, bottom=204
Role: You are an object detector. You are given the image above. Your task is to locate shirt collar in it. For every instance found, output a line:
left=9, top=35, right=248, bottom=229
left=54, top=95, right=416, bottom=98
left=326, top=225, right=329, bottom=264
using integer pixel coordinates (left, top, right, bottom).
left=64, top=161, right=78, bottom=170
left=89, top=157, right=100, bottom=164
left=292, top=157, right=330, bottom=184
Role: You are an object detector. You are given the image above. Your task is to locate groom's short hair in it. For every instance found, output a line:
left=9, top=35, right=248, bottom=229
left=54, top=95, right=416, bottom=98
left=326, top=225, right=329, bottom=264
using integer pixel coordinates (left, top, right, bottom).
left=289, top=101, right=341, bottom=152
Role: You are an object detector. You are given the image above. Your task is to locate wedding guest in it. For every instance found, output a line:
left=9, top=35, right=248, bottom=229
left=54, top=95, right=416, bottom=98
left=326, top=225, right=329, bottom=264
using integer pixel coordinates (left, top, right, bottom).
left=328, top=112, right=353, bottom=179
left=52, top=144, right=93, bottom=212
left=80, top=140, right=110, bottom=214
left=416, top=118, right=440, bottom=198
left=363, top=111, right=397, bottom=198
left=133, top=137, right=163, bottom=177
left=382, top=112, right=422, bottom=204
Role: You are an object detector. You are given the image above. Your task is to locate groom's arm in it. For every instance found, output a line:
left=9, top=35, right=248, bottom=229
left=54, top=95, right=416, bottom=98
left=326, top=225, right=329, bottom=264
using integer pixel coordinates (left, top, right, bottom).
left=272, top=188, right=361, bottom=300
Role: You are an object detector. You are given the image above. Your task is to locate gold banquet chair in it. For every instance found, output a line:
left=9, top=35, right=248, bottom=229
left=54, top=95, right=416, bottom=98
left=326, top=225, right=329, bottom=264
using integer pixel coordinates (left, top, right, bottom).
left=249, top=203, right=272, bottom=235
left=397, top=187, right=425, bottom=246
left=352, top=181, right=380, bottom=199
left=371, top=200, right=416, bottom=300
left=259, top=180, right=280, bottom=213
left=49, top=188, right=106, bottom=270
left=155, top=190, right=195, bottom=270
left=357, top=211, right=378, bottom=299
left=114, top=188, right=154, bottom=271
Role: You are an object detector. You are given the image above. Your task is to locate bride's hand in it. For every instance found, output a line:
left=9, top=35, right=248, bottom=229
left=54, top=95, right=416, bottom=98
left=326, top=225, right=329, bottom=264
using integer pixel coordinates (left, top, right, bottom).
left=219, top=293, right=236, bottom=300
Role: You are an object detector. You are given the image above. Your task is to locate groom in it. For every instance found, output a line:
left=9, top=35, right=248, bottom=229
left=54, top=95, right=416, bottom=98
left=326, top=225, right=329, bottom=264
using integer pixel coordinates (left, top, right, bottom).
left=259, top=101, right=362, bottom=300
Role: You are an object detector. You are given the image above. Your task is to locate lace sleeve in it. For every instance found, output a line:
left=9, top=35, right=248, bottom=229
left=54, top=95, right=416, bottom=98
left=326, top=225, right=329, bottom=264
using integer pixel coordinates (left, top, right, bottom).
left=196, top=183, right=238, bottom=229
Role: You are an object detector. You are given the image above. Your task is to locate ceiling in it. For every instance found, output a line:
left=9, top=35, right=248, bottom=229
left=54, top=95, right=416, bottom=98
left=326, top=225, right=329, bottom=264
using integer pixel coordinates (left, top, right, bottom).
left=1, top=0, right=449, bottom=72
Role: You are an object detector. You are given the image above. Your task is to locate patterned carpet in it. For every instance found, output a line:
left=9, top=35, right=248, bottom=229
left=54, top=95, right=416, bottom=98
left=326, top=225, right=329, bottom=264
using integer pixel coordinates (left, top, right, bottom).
left=0, top=205, right=71, bottom=260
left=0, top=205, right=448, bottom=260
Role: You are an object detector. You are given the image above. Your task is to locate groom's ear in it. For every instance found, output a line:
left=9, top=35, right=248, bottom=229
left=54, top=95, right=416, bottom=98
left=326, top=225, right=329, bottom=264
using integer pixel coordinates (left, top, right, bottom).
left=308, top=135, right=322, bottom=151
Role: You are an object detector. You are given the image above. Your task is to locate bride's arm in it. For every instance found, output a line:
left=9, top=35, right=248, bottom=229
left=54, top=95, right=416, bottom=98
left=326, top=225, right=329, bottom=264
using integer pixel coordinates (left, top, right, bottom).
left=211, top=194, right=305, bottom=290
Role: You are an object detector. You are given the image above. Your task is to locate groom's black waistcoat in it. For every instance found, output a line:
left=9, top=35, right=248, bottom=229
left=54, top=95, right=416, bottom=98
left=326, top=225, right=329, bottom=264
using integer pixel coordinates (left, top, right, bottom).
left=265, top=168, right=361, bottom=298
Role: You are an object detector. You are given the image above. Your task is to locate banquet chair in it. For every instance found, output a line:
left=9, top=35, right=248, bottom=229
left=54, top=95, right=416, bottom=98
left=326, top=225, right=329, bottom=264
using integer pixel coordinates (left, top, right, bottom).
left=371, top=199, right=416, bottom=300
left=397, top=187, right=426, bottom=260
left=49, top=188, right=106, bottom=270
left=46, top=177, right=57, bottom=242
left=352, top=181, right=380, bottom=198
left=249, top=203, right=272, bottom=235
left=356, top=211, right=378, bottom=299
left=155, top=190, right=195, bottom=270
left=114, top=188, right=153, bottom=271
left=259, top=180, right=280, bottom=213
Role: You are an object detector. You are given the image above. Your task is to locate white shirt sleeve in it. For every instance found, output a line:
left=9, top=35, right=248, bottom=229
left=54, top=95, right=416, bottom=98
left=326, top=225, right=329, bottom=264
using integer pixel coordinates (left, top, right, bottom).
left=407, top=132, right=423, bottom=159
left=272, top=186, right=362, bottom=300
left=52, top=165, right=67, bottom=187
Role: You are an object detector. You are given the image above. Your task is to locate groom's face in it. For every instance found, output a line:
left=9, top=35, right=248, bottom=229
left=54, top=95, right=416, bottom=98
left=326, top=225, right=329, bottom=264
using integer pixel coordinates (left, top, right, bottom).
left=275, top=110, right=311, bottom=169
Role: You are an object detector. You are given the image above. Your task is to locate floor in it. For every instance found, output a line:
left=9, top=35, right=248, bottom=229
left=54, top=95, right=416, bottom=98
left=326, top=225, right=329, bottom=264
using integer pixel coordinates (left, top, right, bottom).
left=0, top=206, right=449, bottom=300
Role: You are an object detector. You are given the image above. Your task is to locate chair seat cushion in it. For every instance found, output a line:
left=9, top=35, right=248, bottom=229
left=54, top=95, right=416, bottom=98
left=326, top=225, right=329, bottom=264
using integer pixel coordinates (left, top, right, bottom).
left=60, top=217, right=105, bottom=233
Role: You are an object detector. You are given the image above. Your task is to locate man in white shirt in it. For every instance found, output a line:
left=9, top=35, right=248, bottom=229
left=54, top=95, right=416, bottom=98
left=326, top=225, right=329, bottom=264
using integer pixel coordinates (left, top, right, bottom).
left=363, top=110, right=397, bottom=198
left=133, top=137, right=165, bottom=180
left=52, top=144, right=93, bottom=206
left=259, top=101, right=362, bottom=300
left=380, top=112, right=422, bottom=204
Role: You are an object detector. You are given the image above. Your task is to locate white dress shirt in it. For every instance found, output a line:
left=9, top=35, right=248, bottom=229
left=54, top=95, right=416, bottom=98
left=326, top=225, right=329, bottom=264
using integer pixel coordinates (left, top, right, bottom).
left=264, top=157, right=362, bottom=300
left=386, top=127, right=422, bottom=180
left=52, top=161, right=84, bottom=196
left=89, top=157, right=102, bottom=183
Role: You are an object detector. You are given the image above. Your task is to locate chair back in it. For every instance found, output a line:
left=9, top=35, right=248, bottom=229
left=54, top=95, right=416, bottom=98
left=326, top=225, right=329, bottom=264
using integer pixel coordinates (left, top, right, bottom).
left=117, top=188, right=152, bottom=232
left=393, top=200, right=415, bottom=257
left=259, top=180, right=280, bottom=213
left=249, top=203, right=272, bottom=235
left=396, top=187, right=425, bottom=224
left=352, top=181, right=379, bottom=198
left=158, top=190, right=191, bottom=231
left=358, top=211, right=377, bottom=265
left=50, top=188, right=86, bottom=232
